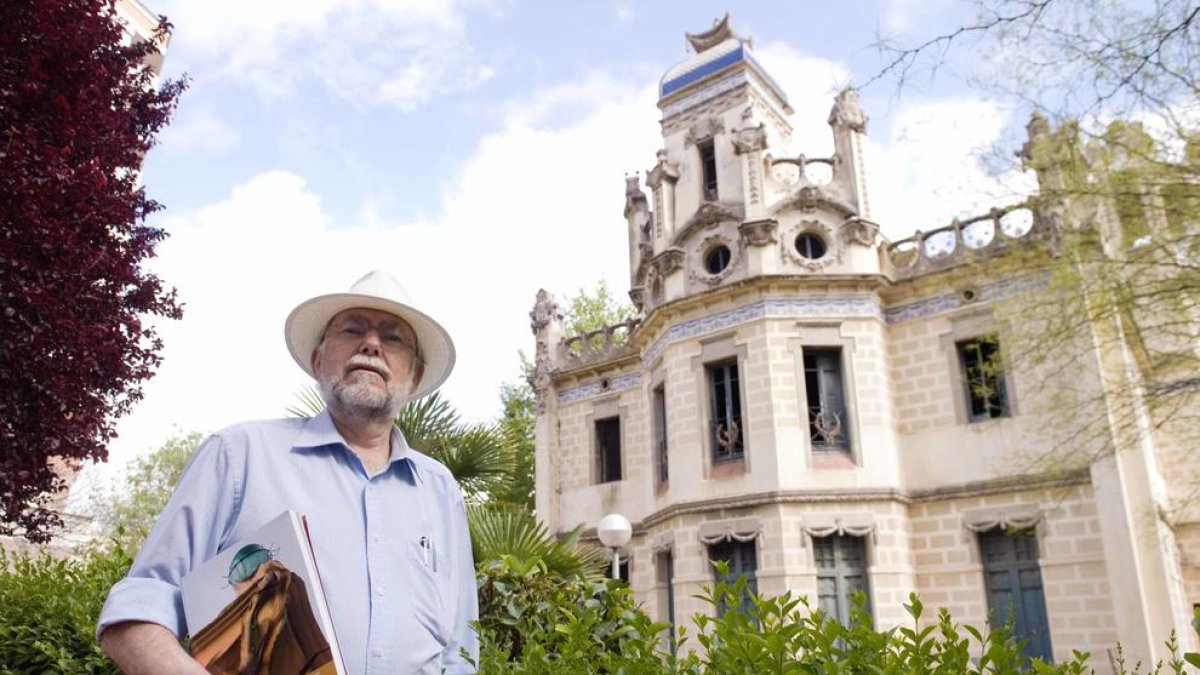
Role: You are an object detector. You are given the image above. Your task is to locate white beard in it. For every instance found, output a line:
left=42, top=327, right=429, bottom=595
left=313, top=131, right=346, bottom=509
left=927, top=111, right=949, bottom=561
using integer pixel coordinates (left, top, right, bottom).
left=319, top=370, right=409, bottom=422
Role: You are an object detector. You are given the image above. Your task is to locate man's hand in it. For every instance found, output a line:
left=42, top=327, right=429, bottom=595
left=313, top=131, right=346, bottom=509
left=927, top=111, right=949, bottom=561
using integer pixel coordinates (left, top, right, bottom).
left=100, top=621, right=210, bottom=675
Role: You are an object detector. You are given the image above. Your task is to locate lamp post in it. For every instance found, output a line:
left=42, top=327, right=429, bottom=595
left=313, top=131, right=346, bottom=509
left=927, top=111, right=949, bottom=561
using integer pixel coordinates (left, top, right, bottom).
left=597, top=513, right=632, bottom=580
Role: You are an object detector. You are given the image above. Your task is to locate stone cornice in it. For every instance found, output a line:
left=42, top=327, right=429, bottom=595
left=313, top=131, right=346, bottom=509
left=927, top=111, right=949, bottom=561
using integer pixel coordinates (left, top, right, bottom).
left=562, top=470, right=1091, bottom=539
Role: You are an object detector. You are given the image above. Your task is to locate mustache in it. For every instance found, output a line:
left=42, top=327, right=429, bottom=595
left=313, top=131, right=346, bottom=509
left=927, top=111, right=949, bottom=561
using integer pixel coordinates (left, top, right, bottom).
left=345, top=355, right=393, bottom=379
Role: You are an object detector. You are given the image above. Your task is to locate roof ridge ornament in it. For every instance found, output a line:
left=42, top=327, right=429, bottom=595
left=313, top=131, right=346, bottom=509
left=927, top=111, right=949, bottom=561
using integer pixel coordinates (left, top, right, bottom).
left=685, top=13, right=749, bottom=53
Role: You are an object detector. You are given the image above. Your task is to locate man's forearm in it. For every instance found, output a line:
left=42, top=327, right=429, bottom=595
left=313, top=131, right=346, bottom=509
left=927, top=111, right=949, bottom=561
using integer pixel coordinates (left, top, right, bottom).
left=100, top=621, right=209, bottom=675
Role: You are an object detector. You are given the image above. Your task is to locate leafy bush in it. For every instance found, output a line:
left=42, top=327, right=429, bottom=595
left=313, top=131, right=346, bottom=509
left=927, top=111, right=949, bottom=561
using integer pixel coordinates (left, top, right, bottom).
left=476, top=559, right=1200, bottom=674
left=474, top=555, right=668, bottom=674
left=0, top=545, right=130, bottom=674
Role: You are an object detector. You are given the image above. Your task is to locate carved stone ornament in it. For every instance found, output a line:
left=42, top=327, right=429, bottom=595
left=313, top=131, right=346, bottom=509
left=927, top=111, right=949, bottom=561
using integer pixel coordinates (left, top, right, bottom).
left=645, top=149, right=679, bottom=189
left=628, top=286, right=647, bottom=311
left=624, top=174, right=647, bottom=219
left=767, top=153, right=799, bottom=187
left=827, top=88, right=867, bottom=134
left=689, top=234, right=739, bottom=287
left=839, top=217, right=879, bottom=247
left=782, top=221, right=841, bottom=271
left=529, top=289, right=561, bottom=334
left=653, top=248, right=687, bottom=276
left=675, top=202, right=744, bottom=245
left=771, top=185, right=856, bottom=219
left=731, top=124, right=767, bottom=155
left=684, top=115, right=725, bottom=147
left=739, top=218, right=778, bottom=246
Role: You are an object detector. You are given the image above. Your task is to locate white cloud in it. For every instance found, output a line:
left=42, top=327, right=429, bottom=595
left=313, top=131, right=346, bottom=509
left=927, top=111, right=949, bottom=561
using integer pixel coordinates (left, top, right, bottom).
left=156, top=102, right=241, bottom=158
left=88, top=80, right=661, bottom=485
left=753, top=42, right=853, bottom=157
left=868, top=97, right=1036, bottom=240
left=157, top=0, right=491, bottom=108
left=879, top=0, right=955, bottom=35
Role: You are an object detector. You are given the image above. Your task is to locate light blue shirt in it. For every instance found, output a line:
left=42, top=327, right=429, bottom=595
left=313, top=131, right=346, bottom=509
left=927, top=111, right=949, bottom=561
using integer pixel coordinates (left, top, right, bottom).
left=97, top=410, right=479, bottom=674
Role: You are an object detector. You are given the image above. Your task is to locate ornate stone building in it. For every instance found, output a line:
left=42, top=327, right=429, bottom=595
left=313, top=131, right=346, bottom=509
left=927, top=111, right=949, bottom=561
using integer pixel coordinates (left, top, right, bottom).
left=529, top=16, right=1198, bottom=668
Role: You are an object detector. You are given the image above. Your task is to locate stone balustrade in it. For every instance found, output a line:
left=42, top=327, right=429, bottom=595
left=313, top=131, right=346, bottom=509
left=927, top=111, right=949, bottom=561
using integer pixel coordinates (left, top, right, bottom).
left=559, top=317, right=643, bottom=365
left=885, top=203, right=1043, bottom=278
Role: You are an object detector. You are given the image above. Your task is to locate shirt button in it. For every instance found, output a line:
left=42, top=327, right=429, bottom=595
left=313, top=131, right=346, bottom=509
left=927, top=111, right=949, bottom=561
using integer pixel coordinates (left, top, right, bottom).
left=376, top=586, right=385, bottom=597
left=372, top=649, right=383, bottom=658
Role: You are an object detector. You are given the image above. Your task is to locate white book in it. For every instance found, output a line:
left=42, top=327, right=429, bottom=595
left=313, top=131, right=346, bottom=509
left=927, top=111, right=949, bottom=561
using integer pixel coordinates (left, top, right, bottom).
left=180, top=510, right=347, bottom=674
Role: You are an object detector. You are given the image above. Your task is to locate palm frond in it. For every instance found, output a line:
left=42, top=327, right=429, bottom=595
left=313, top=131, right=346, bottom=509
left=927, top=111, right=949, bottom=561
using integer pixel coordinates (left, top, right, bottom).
left=395, top=391, right=460, bottom=449
left=422, top=425, right=513, bottom=500
left=468, top=504, right=606, bottom=579
left=285, top=385, right=326, bottom=418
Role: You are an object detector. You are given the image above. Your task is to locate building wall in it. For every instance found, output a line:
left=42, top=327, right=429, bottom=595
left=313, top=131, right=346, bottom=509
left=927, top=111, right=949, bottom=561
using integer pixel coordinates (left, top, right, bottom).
left=909, top=485, right=1117, bottom=664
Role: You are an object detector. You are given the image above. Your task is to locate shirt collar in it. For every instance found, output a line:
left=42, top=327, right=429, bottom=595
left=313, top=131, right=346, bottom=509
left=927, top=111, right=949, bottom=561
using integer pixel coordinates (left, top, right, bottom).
left=293, top=408, right=423, bottom=483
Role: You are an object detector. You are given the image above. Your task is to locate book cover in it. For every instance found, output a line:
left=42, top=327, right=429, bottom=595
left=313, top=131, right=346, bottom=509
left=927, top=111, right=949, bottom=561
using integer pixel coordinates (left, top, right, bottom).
left=181, top=510, right=346, bottom=675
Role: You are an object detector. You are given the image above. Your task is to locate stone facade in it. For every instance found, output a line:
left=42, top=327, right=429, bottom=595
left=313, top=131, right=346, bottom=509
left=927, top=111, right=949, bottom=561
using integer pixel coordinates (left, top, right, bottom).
left=532, top=18, right=1197, bottom=671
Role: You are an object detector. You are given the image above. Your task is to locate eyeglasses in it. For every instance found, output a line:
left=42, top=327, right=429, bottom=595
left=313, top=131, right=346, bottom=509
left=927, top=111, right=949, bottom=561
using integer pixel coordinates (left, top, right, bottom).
left=326, top=315, right=420, bottom=356
left=227, top=545, right=272, bottom=584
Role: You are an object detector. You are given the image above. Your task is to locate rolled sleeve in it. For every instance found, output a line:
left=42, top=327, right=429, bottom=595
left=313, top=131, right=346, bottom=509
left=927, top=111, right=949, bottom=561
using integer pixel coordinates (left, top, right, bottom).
left=96, top=432, right=244, bottom=640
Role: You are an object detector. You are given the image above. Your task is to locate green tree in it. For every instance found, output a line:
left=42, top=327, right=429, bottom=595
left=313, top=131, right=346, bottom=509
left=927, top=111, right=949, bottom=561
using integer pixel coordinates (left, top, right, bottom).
left=494, top=379, right=536, bottom=510
left=89, top=432, right=201, bottom=550
left=562, top=279, right=635, bottom=338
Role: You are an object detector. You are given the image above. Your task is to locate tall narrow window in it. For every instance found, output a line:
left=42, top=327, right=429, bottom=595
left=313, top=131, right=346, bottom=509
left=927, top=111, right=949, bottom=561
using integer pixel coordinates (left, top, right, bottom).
left=653, top=385, right=668, bottom=484
left=803, top=348, right=850, bottom=450
left=699, top=140, right=718, bottom=201
left=656, top=550, right=676, bottom=654
left=980, top=528, right=1052, bottom=663
left=709, top=540, right=757, bottom=617
left=708, top=361, right=743, bottom=461
left=957, top=336, right=1009, bottom=421
left=594, top=416, right=622, bottom=483
left=814, top=535, right=871, bottom=625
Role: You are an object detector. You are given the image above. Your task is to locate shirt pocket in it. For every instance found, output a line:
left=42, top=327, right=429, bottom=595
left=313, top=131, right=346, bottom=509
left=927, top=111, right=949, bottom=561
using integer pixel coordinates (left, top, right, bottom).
left=407, top=536, right=453, bottom=645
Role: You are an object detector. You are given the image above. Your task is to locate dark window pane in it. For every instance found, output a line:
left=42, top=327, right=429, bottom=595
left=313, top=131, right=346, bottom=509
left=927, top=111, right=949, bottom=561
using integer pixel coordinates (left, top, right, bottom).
left=813, top=535, right=871, bottom=626
left=957, top=336, right=1009, bottom=421
left=595, top=417, right=622, bottom=483
left=700, top=141, right=718, bottom=201
left=803, top=348, right=850, bottom=449
left=708, top=361, right=743, bottom=460
left=979, top=528, right=1052, bottom=663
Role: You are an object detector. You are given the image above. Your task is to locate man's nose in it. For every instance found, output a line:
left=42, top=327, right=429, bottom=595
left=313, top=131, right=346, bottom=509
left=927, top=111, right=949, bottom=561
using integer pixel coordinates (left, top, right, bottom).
left=357, top=329, right=383, bottom=355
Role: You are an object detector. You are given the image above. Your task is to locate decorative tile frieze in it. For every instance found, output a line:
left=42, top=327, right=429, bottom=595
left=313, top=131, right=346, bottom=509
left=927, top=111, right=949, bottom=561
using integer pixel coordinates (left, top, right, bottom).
left=642, top=296, right=883, bottom=366
left=882, top=274, right=1048, bottom=324
left=557, top=371, right=643, bottom=406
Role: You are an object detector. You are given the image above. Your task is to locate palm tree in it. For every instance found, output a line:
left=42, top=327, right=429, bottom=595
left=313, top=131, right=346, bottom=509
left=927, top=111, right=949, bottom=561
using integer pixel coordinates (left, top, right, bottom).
left=468, top=504, right=605, bottom=580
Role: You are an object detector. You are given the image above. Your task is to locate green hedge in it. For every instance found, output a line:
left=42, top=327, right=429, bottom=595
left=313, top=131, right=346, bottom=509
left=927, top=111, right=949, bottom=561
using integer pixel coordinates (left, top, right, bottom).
left=0, top=545, right=130, bottom=675
left=3, top=545, right=1198, bottom=674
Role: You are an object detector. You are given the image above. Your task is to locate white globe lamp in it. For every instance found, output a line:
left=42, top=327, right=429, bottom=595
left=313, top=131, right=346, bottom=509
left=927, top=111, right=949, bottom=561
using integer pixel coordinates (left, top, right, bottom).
left=597, top=513, right=633, bottom=579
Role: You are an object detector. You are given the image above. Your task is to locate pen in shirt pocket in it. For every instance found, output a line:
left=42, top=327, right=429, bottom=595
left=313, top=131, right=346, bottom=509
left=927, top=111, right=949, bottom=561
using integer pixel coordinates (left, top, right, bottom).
left=420, top=535, right=436, bottom=571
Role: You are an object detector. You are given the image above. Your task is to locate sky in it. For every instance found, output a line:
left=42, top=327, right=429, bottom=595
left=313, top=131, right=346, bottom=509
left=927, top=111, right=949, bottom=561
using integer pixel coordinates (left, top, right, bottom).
left=76, top=0, right=1041, bottom=499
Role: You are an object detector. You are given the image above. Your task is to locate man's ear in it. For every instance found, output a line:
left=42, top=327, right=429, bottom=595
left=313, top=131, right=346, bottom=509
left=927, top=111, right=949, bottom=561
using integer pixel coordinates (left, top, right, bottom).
left=310, top=345, right=323, bottom=374
left=408, top=361, right=425, bottom=394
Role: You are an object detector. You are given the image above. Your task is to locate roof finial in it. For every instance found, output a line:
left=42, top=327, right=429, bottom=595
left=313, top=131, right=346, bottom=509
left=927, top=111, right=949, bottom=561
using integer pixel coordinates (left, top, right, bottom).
left=685, top=13, right=747, bottom=53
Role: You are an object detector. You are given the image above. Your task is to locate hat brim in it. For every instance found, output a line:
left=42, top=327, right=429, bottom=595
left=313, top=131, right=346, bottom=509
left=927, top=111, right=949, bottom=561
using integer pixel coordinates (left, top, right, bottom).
left=284, top=292, right=455, bottom=400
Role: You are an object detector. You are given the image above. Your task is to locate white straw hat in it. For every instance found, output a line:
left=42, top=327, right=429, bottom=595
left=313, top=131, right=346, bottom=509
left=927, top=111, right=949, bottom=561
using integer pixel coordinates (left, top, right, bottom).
left=284, top=270, right=455, bottom=400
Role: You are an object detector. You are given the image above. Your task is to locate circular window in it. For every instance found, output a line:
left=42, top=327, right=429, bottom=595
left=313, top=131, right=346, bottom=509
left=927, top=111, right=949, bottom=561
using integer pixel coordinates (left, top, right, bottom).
left=795, top=232, right=827, bottom=259
left=704, top=245, right=732, bottom=274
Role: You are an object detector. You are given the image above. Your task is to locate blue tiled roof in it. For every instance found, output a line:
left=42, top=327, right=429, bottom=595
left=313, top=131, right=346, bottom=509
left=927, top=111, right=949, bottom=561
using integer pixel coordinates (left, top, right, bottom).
left=659, top=39, right=790, bottom=110
left=661, top=43, right=746, bottom=97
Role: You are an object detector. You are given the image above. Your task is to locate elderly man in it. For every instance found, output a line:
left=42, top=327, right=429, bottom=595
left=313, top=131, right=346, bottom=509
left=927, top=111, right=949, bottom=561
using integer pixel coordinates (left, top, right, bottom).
left=97, top=271, right=479, bottom=674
